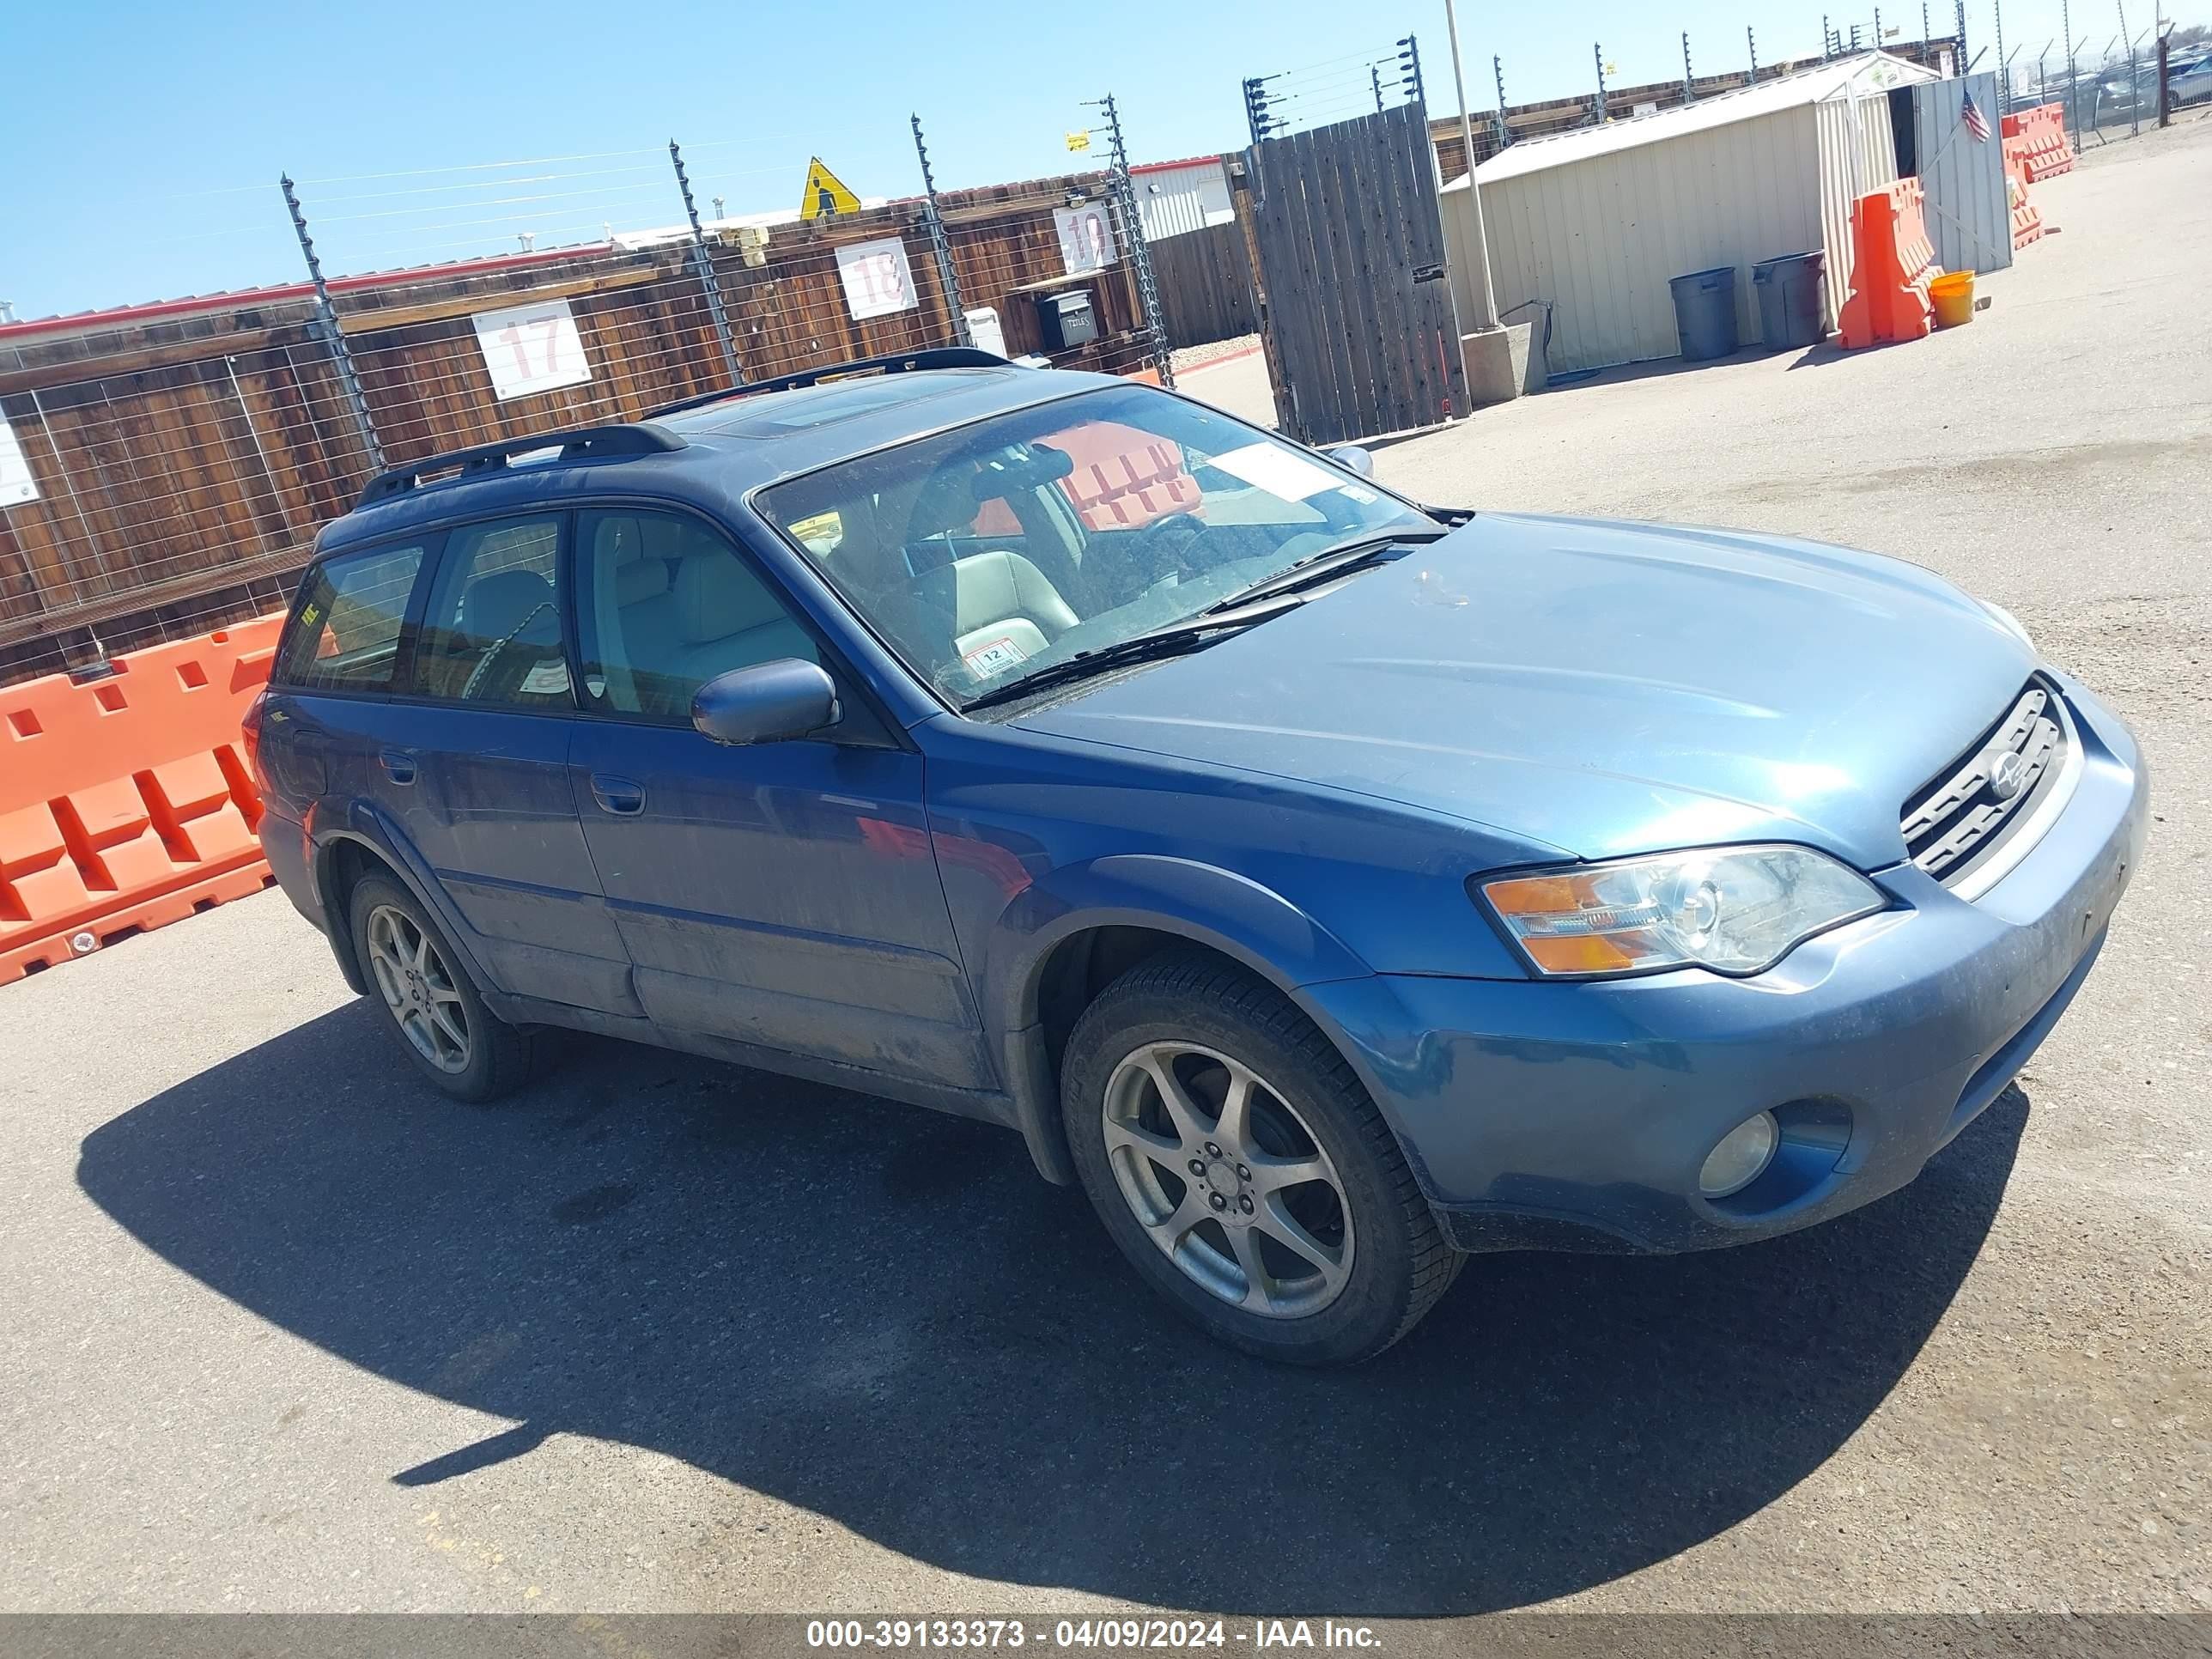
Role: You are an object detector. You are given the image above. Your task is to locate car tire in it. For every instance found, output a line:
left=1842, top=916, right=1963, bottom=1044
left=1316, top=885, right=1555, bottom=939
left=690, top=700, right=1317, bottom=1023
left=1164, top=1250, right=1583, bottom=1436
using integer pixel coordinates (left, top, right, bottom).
left=348, top=874, right=538, bottom=1104
left=1060, top=949, right=1461, bottom=1366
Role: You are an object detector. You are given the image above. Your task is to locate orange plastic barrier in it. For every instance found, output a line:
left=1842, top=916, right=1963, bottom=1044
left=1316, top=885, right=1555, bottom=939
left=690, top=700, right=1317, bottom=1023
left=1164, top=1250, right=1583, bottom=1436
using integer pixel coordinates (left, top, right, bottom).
left=1, top=616, right=286, bottom=985
left=2009, top=175, right=2045, bottom=249
left=1838, top=179, right=1943, bottom=350
left=2000, top=104, right=2074, bottom=181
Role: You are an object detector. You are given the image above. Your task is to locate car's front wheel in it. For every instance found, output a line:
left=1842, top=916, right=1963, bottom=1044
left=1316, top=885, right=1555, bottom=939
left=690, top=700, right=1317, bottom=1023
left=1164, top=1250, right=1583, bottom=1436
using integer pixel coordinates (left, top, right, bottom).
left=1060, top=950, right=1460, bottom=1365
left=349, top=874, right=538, bottom=1104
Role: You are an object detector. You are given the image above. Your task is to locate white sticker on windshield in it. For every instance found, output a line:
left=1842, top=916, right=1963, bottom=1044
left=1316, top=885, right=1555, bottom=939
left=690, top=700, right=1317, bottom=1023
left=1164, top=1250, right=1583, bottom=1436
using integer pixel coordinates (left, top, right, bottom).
left=962, top=635, right=1030, bottom=678
left=1208, top=442, right=1340, bottom=502
left=1338, top=483, right=1380, bottom=505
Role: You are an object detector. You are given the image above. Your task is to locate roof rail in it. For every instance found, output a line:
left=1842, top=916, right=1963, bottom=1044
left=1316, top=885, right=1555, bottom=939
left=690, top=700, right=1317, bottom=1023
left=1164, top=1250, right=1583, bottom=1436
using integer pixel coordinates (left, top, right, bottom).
left=355, top=422, right=688, bottom=509
left=647, top=347, right=1014, bottom=420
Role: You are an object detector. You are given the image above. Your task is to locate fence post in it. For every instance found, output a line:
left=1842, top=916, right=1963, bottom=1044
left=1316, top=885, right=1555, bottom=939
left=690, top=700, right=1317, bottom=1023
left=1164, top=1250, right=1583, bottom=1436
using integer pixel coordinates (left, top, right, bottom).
left=2062, top=0, right=2080, bottom=149
left=1493, top=55, right=1512, bottom=145
left=1995, top=0, right=2008, bottom=100
left=1401, top=33, right=1426, bottom=105
left=1593, top=42, right=1610, bottom=124
left=1093, top=92, right=1175, bottom=388
left=667, top=140, right=745, bottom=388
left=2157, top=28, right=2172, bottom=123
left=279, top=175, right=384, bottom=475
left=1747, top=26, right=1760, bottom=82
left=909, top=114, right=973, bottom=349
left=1683, top=32, right=1697, bottom=100
left=1957, top=0, right=1970, bottom=66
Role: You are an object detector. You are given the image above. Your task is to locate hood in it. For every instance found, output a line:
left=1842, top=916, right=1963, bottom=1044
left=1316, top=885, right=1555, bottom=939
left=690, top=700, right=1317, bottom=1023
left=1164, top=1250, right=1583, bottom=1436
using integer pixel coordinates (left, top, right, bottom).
left=1014, top=514, right=2037, bottom=868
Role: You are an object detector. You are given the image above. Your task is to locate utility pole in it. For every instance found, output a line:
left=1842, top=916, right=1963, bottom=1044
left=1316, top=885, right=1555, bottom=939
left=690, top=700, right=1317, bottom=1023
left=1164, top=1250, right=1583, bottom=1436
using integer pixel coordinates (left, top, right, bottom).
left=668, top=140, right=744, bottom=386
left=1444, top=0, right=1499, bottom=328
left=910, top=114, right=973, bottom=348
left=1090, top=93, right=1174, bottom=387
left=279, top=174, right=383, bottom=473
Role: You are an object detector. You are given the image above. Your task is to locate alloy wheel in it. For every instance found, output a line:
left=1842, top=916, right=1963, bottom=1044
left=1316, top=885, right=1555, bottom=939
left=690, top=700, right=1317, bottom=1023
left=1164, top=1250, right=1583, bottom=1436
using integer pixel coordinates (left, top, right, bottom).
left=365, top=904, right=472, bottom=1075
left=1101, top=1041, right=1354, bottom=1317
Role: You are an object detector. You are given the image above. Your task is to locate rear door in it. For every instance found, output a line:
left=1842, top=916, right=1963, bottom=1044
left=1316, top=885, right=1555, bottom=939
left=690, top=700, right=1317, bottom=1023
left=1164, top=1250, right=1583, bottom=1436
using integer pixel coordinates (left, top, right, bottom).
left=562, top=504, right=989, bottom=1090
left=395, top=511, right=635, bottom=1016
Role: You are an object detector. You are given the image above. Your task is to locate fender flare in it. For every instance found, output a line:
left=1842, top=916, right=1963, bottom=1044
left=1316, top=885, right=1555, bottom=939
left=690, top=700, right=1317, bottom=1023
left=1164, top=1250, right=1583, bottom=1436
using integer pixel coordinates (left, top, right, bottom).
left=984, top=854, right=1374, bottom=1184
left=312, top=804, right=496, bottom=1001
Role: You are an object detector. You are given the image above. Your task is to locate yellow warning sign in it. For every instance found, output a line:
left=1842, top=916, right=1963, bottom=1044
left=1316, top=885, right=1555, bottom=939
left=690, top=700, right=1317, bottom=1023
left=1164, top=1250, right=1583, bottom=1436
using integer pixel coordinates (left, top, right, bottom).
left=1066, top=131, right=1092, bottom=153
left=799, top=157, right=862, bottom=221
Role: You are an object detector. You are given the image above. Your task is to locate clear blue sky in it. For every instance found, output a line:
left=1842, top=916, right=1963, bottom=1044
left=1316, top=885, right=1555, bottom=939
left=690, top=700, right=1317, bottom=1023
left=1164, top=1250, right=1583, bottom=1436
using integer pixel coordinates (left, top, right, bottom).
left=1, top=0, right=2174, bottom=319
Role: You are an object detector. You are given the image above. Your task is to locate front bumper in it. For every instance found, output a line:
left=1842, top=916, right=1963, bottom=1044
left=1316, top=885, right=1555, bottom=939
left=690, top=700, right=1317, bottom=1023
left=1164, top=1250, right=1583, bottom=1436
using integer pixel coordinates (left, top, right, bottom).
left=1304, top=673, right=2148, bottom=1254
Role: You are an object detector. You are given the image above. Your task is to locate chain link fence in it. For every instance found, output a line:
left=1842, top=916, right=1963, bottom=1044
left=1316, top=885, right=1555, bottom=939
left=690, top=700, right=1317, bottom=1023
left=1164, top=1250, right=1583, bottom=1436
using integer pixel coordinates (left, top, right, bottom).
left=0, top=105, right=1176, bottom=684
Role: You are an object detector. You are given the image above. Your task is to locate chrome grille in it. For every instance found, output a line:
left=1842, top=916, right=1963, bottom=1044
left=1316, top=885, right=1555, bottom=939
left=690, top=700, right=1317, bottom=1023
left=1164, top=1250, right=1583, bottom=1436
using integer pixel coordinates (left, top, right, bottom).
left=1901, top=682, right=2069, bottom=888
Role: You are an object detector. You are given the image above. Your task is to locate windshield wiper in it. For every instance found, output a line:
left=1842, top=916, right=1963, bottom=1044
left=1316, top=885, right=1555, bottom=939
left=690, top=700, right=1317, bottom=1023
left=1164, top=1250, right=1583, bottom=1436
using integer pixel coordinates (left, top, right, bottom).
left=962, top=597, right=1303, bottom=711
left=1200, top=530, right=1449, bottom=615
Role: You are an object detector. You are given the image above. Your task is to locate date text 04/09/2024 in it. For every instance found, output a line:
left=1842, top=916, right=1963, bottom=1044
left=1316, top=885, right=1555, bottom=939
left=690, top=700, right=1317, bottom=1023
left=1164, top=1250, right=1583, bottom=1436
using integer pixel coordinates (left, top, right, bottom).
left=804, top=1620, right=1385, bottom=1649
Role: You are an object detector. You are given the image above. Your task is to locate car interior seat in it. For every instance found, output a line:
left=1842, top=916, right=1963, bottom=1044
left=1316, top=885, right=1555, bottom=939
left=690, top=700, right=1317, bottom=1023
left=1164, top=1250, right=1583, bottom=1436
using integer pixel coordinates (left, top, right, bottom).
left=456, top=568, right=566, bottom=702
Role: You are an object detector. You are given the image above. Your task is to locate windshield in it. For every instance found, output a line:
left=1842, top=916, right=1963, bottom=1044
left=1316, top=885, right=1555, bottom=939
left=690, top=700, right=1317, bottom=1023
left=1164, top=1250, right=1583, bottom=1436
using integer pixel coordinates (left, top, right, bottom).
left=755, top=384, right=1439, bottom=708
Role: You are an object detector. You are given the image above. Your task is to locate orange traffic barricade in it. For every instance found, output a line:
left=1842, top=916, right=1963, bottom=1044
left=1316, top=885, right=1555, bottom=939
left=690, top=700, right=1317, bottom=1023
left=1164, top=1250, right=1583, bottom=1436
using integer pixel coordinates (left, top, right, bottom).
left=1838, top=179, right=1943, bottom=350
left=1, top=616, right=286, bottom=984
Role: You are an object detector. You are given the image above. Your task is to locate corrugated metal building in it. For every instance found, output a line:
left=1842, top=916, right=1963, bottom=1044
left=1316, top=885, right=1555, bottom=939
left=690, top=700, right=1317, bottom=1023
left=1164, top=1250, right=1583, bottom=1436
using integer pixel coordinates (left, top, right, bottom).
left=1131, top=156, right=1235, bottom=241
left=1891, top=72, right=2013, bottom=277
left=1439, top=53, right=1940, bottom=373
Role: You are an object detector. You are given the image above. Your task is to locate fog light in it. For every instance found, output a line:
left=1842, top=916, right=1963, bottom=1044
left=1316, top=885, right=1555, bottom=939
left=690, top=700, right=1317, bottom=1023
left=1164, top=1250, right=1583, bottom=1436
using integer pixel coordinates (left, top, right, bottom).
left=1698, top=1110, right=1779, bottom=1198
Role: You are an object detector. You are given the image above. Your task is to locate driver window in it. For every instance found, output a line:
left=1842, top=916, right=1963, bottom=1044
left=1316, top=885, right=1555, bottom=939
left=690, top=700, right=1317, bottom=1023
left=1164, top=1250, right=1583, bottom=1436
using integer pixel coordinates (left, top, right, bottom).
left=574, top=508, right=817, bottom=721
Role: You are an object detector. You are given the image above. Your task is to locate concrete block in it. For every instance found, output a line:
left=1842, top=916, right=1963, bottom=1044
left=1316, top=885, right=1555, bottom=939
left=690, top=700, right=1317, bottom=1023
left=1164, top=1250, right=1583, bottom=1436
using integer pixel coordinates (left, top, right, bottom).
left=1462, top=322, right=1542, bottom=407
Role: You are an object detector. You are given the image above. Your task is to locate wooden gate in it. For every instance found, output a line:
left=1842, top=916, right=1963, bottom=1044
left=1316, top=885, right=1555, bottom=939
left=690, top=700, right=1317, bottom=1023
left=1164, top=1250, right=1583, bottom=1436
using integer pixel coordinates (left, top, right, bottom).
left=1237, top=101, right=1468, bottom=446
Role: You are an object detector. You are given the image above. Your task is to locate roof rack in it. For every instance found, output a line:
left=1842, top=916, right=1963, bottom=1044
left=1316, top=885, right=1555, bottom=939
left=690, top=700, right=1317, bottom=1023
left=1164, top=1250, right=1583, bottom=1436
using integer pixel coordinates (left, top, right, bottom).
left=355, top=422, right=688, bottom=509
left=647, top=346, right=1014, bottom=421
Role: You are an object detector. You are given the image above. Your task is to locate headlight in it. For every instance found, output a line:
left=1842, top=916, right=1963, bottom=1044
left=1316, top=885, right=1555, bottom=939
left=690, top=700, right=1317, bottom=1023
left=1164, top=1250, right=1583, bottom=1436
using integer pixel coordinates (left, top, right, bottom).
left=1980, top=599, right=2035, bottom=652
left=1480, top=845, right=1885, bottom=978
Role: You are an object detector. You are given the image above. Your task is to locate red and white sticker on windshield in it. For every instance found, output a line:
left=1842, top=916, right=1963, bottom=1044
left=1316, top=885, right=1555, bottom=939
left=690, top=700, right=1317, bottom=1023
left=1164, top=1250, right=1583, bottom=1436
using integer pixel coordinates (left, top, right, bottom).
left=962, top=635, right=1030, bottom=678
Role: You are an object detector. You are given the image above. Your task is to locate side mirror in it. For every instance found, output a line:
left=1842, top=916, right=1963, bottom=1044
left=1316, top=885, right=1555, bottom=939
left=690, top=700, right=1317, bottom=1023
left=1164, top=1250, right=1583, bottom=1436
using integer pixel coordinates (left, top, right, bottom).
left=691, top=659, right=841, bottom=745
left=1325, top=444, right=1376, bottom=480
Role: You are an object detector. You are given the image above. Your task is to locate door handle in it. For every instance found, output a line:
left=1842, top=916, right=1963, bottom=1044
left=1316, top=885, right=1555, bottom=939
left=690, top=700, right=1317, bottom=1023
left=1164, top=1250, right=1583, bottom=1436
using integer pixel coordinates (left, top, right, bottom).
left=589, top=773, right=646, bottom=816
left=379, top=750, right=418, bottom=785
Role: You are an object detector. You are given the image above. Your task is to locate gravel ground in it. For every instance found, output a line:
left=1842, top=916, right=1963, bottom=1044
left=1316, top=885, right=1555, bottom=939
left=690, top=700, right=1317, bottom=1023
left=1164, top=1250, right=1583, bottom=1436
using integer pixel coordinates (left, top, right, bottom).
left=2, top=118, right=2208, bottom=1623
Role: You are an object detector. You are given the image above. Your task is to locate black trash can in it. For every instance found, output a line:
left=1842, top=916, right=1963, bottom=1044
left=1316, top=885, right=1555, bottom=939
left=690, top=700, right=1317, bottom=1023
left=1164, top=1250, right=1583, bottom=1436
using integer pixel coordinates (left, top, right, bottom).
left=1668, top=266, right=1740, bottom=362
left=1751, top=251, right=1827, bottom=349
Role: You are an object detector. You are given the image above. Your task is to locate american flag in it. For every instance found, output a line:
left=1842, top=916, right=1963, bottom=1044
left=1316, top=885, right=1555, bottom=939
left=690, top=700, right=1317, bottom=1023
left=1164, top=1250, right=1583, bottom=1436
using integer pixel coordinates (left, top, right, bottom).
left=1962, top=88, right=1991, bottom=142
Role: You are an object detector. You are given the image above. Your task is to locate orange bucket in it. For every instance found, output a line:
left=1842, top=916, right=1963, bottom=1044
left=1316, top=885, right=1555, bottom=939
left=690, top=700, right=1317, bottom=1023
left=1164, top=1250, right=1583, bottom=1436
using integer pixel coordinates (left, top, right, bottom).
left=1929, top=270, right=1976, bottom=327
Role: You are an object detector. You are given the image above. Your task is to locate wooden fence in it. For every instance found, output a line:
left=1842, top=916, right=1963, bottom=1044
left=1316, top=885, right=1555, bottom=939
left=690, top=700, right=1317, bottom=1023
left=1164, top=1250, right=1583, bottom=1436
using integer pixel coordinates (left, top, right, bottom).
left=1149, top=222, right=1258, bottom=349
left=0, top=173, right=1158, bottom=684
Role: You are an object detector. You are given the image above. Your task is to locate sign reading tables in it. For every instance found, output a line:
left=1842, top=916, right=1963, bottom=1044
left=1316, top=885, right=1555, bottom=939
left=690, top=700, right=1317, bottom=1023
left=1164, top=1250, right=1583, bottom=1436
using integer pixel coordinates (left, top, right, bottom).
left=835, top=239, right=920, bottom=320
left=1054, top=204, right=1115, bottom=276
left=0, top=417, right=39, bottom=506
left=471, top=299, right=593, bottom=402
left=800, top=157, right=863, bottom=221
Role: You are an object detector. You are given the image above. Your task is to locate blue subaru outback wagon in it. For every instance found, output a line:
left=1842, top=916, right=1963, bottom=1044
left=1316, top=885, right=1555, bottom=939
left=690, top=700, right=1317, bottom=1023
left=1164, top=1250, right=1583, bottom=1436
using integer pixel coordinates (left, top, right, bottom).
left=252, top=349, right=2146, bottom=1364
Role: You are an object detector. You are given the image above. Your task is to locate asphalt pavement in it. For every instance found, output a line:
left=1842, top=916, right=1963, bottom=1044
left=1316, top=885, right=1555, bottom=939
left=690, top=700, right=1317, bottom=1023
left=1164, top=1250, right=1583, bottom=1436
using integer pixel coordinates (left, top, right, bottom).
left=2, top=113, right=2207, bottom=1620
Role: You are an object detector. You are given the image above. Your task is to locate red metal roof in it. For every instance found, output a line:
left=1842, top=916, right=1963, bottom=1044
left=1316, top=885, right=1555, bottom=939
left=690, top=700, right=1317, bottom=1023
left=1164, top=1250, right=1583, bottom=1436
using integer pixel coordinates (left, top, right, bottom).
left=0, top=243, right=612, bottom=344
left=1129, top=155, right=1227, bottom=176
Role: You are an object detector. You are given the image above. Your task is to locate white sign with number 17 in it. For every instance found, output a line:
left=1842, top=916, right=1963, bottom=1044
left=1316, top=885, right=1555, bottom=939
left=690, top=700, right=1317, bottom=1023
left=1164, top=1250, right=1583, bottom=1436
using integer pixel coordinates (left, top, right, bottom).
left=472, top=298, right=593, bottom=401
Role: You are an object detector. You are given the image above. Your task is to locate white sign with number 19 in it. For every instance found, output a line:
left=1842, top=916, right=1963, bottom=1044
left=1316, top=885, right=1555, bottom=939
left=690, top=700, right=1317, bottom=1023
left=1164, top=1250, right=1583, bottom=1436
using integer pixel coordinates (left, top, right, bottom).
left=471, top=299, right=593, bottom=402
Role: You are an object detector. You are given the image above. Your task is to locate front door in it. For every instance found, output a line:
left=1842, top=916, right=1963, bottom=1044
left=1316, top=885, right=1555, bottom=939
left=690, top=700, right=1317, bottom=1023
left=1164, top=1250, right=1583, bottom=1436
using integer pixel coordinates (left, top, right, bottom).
left=563, top=506, right=988, bottom=1090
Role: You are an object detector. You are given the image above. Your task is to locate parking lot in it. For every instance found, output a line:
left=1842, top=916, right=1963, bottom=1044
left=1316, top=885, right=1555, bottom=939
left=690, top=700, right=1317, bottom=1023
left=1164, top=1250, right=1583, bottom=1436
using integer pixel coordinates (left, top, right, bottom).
left=3, top=115, right=2207, bottom=1622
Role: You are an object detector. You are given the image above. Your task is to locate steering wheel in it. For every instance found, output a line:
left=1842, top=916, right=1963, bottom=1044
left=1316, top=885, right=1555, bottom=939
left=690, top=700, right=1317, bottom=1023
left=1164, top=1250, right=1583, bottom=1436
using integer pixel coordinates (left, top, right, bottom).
left=1115, top=511, right=1207, bottom=601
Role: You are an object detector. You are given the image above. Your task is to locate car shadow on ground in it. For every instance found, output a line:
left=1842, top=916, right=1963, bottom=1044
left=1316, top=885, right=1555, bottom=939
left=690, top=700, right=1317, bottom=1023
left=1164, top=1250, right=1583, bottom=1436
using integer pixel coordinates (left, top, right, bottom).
left=78, top=1000, right=2024, bottom=1616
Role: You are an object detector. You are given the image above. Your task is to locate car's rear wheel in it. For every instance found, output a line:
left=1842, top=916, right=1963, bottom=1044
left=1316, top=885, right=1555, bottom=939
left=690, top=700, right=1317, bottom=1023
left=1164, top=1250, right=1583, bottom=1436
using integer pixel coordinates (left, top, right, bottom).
left=349, top=875, right=537, bottom=1103
left=1060, top=950, right=1461, bottom=1365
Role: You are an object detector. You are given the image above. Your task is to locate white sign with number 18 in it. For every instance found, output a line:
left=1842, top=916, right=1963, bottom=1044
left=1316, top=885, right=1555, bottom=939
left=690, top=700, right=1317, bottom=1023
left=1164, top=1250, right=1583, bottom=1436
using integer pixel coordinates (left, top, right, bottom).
left=471, top=298, right=593, bottom=401
left=835, top=239, right=920, bottom=321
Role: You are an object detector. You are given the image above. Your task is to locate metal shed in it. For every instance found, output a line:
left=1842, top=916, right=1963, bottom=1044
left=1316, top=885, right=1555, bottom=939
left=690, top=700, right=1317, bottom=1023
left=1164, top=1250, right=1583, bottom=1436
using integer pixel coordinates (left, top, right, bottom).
left=1439, top=53, right=1939, bottom=374
left=1129, top=157, right=1235, bottom=241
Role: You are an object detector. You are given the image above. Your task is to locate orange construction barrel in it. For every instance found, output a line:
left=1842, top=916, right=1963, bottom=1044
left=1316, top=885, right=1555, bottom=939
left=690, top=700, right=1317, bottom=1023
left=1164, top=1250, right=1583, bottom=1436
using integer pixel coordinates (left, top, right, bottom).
left=1929, top=270, right=1976, bottom=328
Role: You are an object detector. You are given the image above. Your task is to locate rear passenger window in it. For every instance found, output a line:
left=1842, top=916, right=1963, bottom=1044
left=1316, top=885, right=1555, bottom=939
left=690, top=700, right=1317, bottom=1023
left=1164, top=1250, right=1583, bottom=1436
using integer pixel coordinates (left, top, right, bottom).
left=277, top=543, right=428, bottom=691
left=574, top=508, right=817, bottom=720
left=409, top=515, right=573, bottom=708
